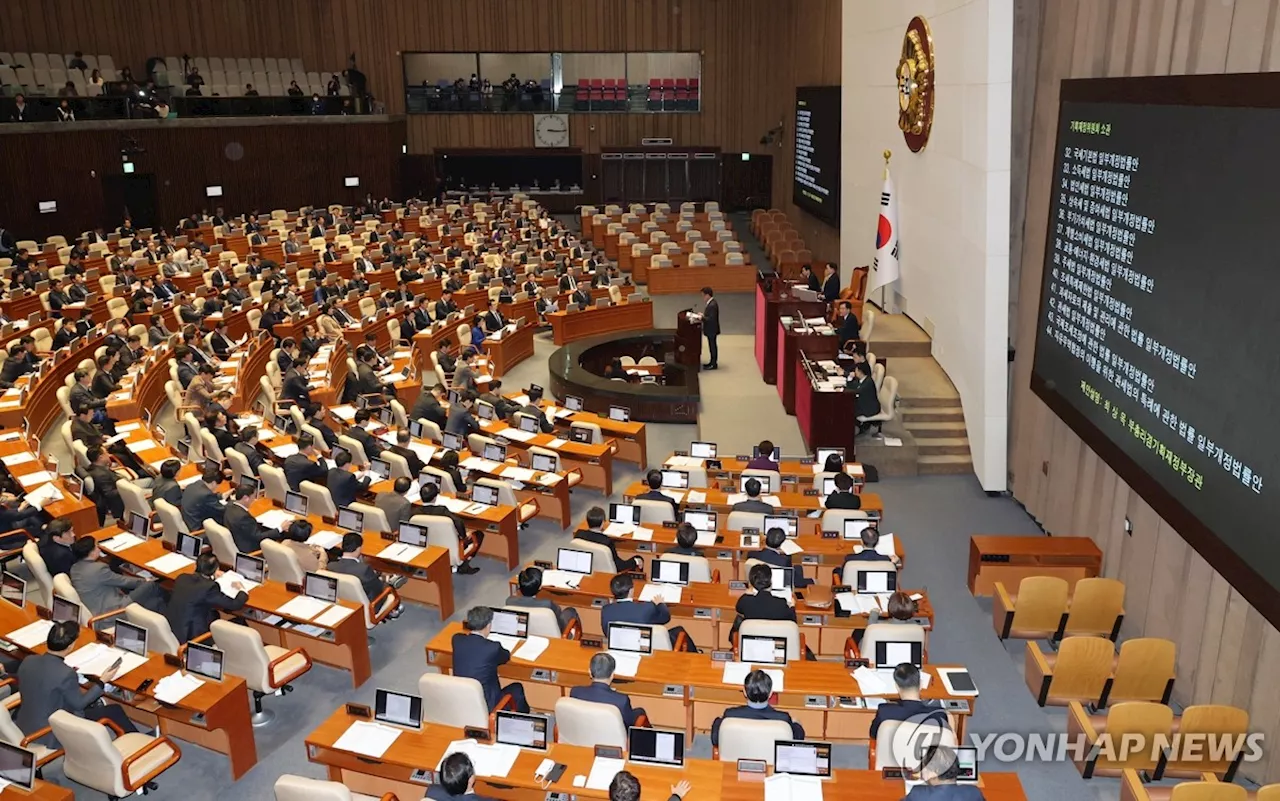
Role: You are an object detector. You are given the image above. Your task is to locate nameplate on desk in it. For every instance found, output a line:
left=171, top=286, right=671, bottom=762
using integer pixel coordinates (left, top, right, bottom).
left=531, top=668, right=556, bottom=683
left=635, top=543, right=655, bottom=553
left=711, top=650, right=734, bottom=663
left=495, top=436, right=511, bottom=446
left=379, top=531, right=396, bottom=541
left=534, top=560, right=553, bottom=570
left=661, top=521, right=678, bottom=529
left=833, top=585, right=852, bottom=594
left=163, top=653, right=183, bottom=668
left=728, top=581, right=748, bottom=593
left=805, top=695, right=827, bottom=709
left=801, top=555, right=819, bottom=565
left=693, top=608, right=712, bottom=620
left=737, top=758, right=768, bottom=775
left=674, top=450, right=688, bottom=457
left=822, top=530, right=839, bottom=540
left=663, top=684, right=683, bottom=698
left=590, top=598, right=607, bottom=609
left=882, top=767, right=906, bottom=779
left=742, top=527, right=759, bottom=536
left=285, top=582, right=303, bottom=594
left=345, top=703, right=372, bottom=719
left=95, top=629, right=114, bottom=645
left=735, top=455, right=750, bottom=462
left=845, top=658, right=870, bottom=669
left=595, top=745, right=623, bottom=759
left=804, top=488, right=820, bottom=496
left=579, top=636, right=603, bottom=649
left=464, top=726, right=491, bottom=742
left=944, top=699, right=972, bottom=712
left=802, top=615, right=824, bottom=626
left=799, top=458, right=816, bottom=465
left=409, top=769, right=436, bottom=786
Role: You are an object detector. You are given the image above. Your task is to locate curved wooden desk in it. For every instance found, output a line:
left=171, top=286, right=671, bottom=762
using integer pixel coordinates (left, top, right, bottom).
left=549, top=301, right=655, bottom=346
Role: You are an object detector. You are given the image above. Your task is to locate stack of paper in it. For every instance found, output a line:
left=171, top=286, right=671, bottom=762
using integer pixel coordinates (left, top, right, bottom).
left=0, top=452, right=35, bottom=467
left=764, top=773, right=824, bottom=801
left=537, top=473, right=561, bottom=485
left=513, top=636, right=550, bottom=661
left=488, top=633, right=522, bottom=652
left=604, top=521, right=633, bottom=537
left=539, top=570, right=582, bottom=589
left=64, top=642, right=149, bottom=678
left=438, top=740, right=520, bottom=778
left=100, top=532, right=146, bottom=553
left=314, top=605, right=354, bottom=629
left=722, top=662, right=785, bottom=690
left=500, top=465, right=536, bottom=482
left=146, top=553, right=195, bottom=574
left=177, top=474, right=204, bottom=488
left=546, top=438, right=567, bottom=448
left=16, top=470, right=54, bottom=488
left=639, top=583, right=681, bottom=604
left=853, top=666, right=929, bottom=694
left=460, top=456, right=502, bottom=474
left=154, top=671, right=204, bottom=704
left=695, top=531, right=718, bottom=547
left=725, top=493, right=747, bottom=506
left=501, top=429, right=536, bottom=443
left=333, top=721, right=402, bottom=758
left=307, top=530, right=345, bottom=550
left=4, top=619, right=53, bottom=649
left=685, top=490, right=707, bottom=504
left=126, top=439, right=158, bottom=453
left=277, top=596, right=331, bottom=621
left=630, top=527, right=654, bottom=542
left=378, top=542, right=425, bottom=563
left=664, top=455, right=703, bottom=468
left=779, top=539, right=804, bottom=556
left=216, top=571, right=258, bottom=596
left=438, top=497, right=471, bottom=514
left=408, top=442, right=437, bottom=462
left=835, top=593, right=879, bottom=615
left=585, top=756, right=626, bottom=790
left=607, top=651, right=643, bottom=678
left=255, top=509, right=297, bottom=529
left=23, top=482, right=64, bottom=510
left=762, top=495, right=782, bottom=507
left=271, top=443, right=300, bottom=458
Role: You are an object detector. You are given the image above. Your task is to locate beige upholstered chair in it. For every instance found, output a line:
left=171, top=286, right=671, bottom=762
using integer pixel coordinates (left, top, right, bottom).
left=49, top=710, right=181, bottom=797
left=211, top=619, right=312, bottom=725
left=418, top=673, right=504, bottom=728
left=555, top=697, right=627, bottom=747
left=273, top=774, right=392, bottom=801
left=261, top=539, right=305, bottom=586
left=717, top=719, right=794, bottom=764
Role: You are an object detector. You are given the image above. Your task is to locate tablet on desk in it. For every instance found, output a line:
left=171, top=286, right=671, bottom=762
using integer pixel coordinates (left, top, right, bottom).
left=681, top=510, right=717, bottom=532
left=235, top=553, right=266, bottom=584
left=285, top=490, right=309, bottom=516
left=774, top=741, right=832, bottom=778
left=0, top=572, right=25, bottom=608
left=856, top=570, right=897, bottom=594
left=398, top=522, right=427, bottom=547
left=610, top=503, right=641, bottom=525
left=374, top=688, right=423, bottom=730
left=51, top=594, right=80, bottom=623
left=0, top=741, right=36, bottom=791
left=628, top=726, right=685, bottom=767
left=489, top=608, right=528, bottom=639
left=442, top=431, right=465, bottom=451
left=113, top=619, right=149, bottom=657
left=337, top=506, right=364, bottom=533
left=689, top=441, right=717, bottom=459
left=651, top=559, right=690, bottom=586
left=482, top=443, right=506, bottom=463
left=607, top=622, right=653, bottom=654
left=531, top=452, right=556, bottom=472
left=876, top=640, right=923, bottom=668
left=304, top=572, right=339, bottom=603
left=660, top=470, right=688, bottom=489
left=557, top=547, right=594, bottom=575
left=763, top=515, right=798, bottom=539
left=184, top=641, right=225, bottom=681
left=496, top=710, right=549, bottom=751
left=739, top=634, right=788, bottom=665
left=564, top=395, right=584, bottom=412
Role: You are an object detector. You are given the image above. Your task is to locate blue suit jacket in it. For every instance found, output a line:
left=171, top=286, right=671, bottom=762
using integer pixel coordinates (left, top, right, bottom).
left=569, top=681, right=643, bottom=727
left=903, top=785, right=986, bottom=800
left=710, top=704, right=804, bottom=746
left=600, top=599, right=670, bottom=635
left=745, top=548, right=814, bottom=588
left=452, top=632, right=510, bottom=709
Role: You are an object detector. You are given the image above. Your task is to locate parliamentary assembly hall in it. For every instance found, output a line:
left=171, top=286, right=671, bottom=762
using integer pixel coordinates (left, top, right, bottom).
left=0, top=1, right=1277, bottom=799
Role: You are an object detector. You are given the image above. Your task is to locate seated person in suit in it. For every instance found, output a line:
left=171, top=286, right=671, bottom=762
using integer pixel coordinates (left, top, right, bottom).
left=634, top=470, right=679, bottom=519
left=824, top=470, right=862, bottom=509
left=410, top=383, right=449, bottom=429
left=731, top=478, right=774, bottom=513
left=747, top=527, right=814, bottom=588
left=279, top=518, right=328, bottom=573
left=225, top=482, right=281, bottom=553
left=835, top=300, right=861, bottom=348
left=710, top=669, right=805, bottom=747
left=306, top=403, right=340, bottom=451
left=610, top=772, right=690, bottom=801
left=376, top=476, right=414, bottom=526
left=69, top=536, right=167, bottom=616
left=569, top=652, right=647, bottom=727
left=209, top=320, right=234, bottom=359
left=869, top=663, right=949, bottom=740
left=505, top=566, right=580, bottom=633
left=149, top=459, right=184, bottom=509
left=388, top=429, right=426, bottom=476
left=903, top=745, right=986, bottom=800
left=283, top=432, right=327, bottom=491
left=327, top=532, right=402, bottom=615
left=232, top=426, right=266, bottom=475
left=799, top=263, right=821, bottom=292
left=734, top=563, right=797, bottom=626
left=664, top=522, right=703, bottom=557
left=852, top=362, right=882, bottom=434
left=165, top=553, right=249, bottom=643
left=575, top=506, right=642, bottom=573
left=601, top=573, right=697, bottom=652
left=445, top=393, right=482, bottom=438
left=427, top=753, right=497, bottom=801
left=180, top=465, right=227, bottom=530
left=478, top=379, right=519, bottom=420
left=745, top=439, right=781, bottom=472
left=37, top=520, right=78, bottom=578
left=821, top=263, right=841, bottom=302
left=418, top=482, right=481, bottom=575
left=836, top=525, right=901, bottom=582
left=452, top=606, right=530, bottom=712
left=326, top=449, right=371, bottom=508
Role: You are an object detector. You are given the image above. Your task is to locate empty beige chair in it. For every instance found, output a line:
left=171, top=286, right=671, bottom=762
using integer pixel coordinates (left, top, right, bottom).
left=381, top=450, right=411, bottom=480
left=349, top=501, right=390, bottom=534
left=418, top=673, right=506, bottom=728
left=858, top=621, right=927, bottom=667
left=421, top=466, right=457, bottom=494
left=555, top=697, right=627, bottom=748
left=739, top=619, right=802, bottom=661
left=300, top=480, right=338, bottom=520
left=49, top=709, right=181, bottom=797
left=1162, top=705, right=1249, bottom=780
left=0, top=703, right=60, bottom=769
left=726, top=511, right=765, bottom=532
left=52, top=575, right=96, bottom=627
left=1063, top=577, right=1126, bottom=640
left=742, top=468, right=781, bottom=493
left=153, top=498, right=190, bottom=545
left=211, top=619, right=312, bottom=726
left=337, top=435, right=370, bottom=467
left=203, top=519, right=239, bottom=565
left=225, top=447, right=253, bottom=487
left=273, top=774, right=391, bottom=801
left=994, top=576, right=1070, bottom=641
left=200, top=430, right=225, bottom=465
left=261, top=539, right=305, bottom=586
left=717, top=718, right=795, bottom=764
left=873, top=718, right=957, bottom=771
left=20, top=541, right=54, bottom=608
left=259, top=463, right=289, bottom=505
left=1025, top=635, right=1114, bottom=707
left=820, top=508, right=869, bottom=532
left=124, top=603, right=180, bottom=656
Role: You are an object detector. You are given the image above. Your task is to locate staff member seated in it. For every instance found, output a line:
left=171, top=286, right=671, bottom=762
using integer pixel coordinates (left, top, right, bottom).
left=601, top=573, right=697, bottom=652
left=869, top=663, right=949, bottom=739
left=824, top=470, right=862, bottom=509
left=575, top=506, right=643, bottom=573
left=836, top=525, right=902, bottom=580
left=452, top=606, right=530, bottom=712
left=745, top=439, right=780, bottom=471
left=710, top=669, right=805, bottom=747
left=569, top=652, right=648, bottom=727
left=165, top=552, right=249, bottom=643
left=327, top=532, right=404, bottom=614
left=505, top=566, right=580, bottom=632
left=664, top=522, right=703, bottom=557
left=427, top=752, right=497, bottom=801
left=731, top=478, right=773, bottom=513
left=746, top=527, right=814, bottom=588
left=69, top=535, right=167, bottom=616
left=904, top=745, right=986, bottom=800
left=635, top=470, right=679, bottom=518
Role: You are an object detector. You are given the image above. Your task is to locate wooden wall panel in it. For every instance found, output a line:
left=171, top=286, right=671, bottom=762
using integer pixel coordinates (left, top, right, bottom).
left=1010, top=0, right=1280, bottom=781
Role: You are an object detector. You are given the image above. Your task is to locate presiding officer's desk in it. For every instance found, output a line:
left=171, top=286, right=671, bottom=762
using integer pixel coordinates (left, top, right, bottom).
left=549, top=299, right=656, bottom=346
left=306, top=709, right=1026, bottom=801
left=425, top=622, right=973, bottom=744
left=511, top=565, right=933, bottom=654
left=0, top=595, right=259, bottom=780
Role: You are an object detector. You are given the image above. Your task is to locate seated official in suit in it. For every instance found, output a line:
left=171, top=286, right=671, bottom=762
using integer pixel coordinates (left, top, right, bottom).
left=903, top=745, right=986, bottom=800
left=731, top=478, right=774, bottom=513
left=388, top=429, right=426, bottom=476
left=233, top=426, right=266, bottom=475
left=427, top=753, right=497, bottom=801
left=747, top=527, right=814, bottom=588
left=411, top=383, right=449, bottom=429
left=837, top=525, right=902, bottom=582
left=835, top=300, right=861, bottom=348
left=635, top=470, right=679, bottom=519
left=570, top=652, right=647, bottom=727
left=505, top=566, right=580, bottom=632
left=575, top=506, right=643, bottom=573
left=306, top=404, right=340, bottom=451
left=745, top=439, right=781, bottom=472
left=664, top=522, right=703, bottom=557
left=181, top=465, right=228, bottom=530
left=326, top=449, right=371, bottom=508
left=824, top=470, right=862, bottom=509
left=710, top=669, right=805, bottom=747
left=279, top=518, right=327, bottom=572
left=348, top=409, right=385, bottom=459
left=225, top=483, right=282, bottom=553
left=821, top=263, right=841, bottom=302
left=38, top=520, right=78, bottom=578
left=418, top=482, right=481, bottom=575
left=452, top=606, right=530, bottom=712
left=16, top=620, right=137, bottom=748
left=69, top=536, right=167, bottom=616
left=283, top=432, right=327, bottom=491
left=799, top=264, right=821, bottom=292
left=165, top=552, right=249, bottom=643
left=149, top=459, right=184, bottom=509
left=376, top=476, right=415, bottom=526
left=852, top=362, right=882, bottom=434
left=600, top=573, right=697, bottom=651
left=869, top=663, right=950, bottom=740
left=327, top=533, right=402, bottom=616
left=734, top=562, right=797, bottom=626
left=610, top=772, right=690, bottom=801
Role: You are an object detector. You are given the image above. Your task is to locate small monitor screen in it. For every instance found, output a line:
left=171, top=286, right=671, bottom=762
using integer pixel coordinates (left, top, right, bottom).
left=176, top=531, right=202, bottom=559
left=752, top=445, right=781, bottom=462
left=740, top=635, right=788, bottom=665
left=569, top=426, right=592, bottom=444
left=496, top=711, right=549, bottom=750
left=609, top=503, right=640, bottom=524
left=527, top=385, right=544, bottom=403
left=63, top=473, right=84, bottom=500
left=113, top=619, right=148, bottom=656
left=482, top=443, right=506, bottom=462
left=237, top=476, right=260, bottom=499
left=185, top=641, right=225, bottom=680
left=129, top=512, right=150, bottom=537
left=763, top=515, right=798, bottom=539
left=37, top=200, right=57, bottom=214
left=337, top=506, right=364, bottom=533
left=477, top=403, right=494, bottom=421
left=564, top=395, right=584, bottom=411
left=876, top=640, right=924, bottom=668
left=447, top=390, right=461, bottom=405
left=775, top=741, right=833, bottom=777
left=843, top=519, right=872, bottom=540
left=0, top=573, right=25, bottom=608
left=770, top=567, right=794, bottom=591
left=374, top=688, right=423, bottom=729
left=472, top=484, right=499, bottom=507
left=815, top=447, right=845, bottom=466
left=235, top=553, right=265, bottom=583
left=822, top=477, right=838, bottom=496
left=285, top=491, right=309, bottom=515
left=651, top=560, right=690, bottom=586
left=608, top=406, right=630, bottom=422
left=518, top=415, right=539, bottom=433
left=857, top=570, right=898, bottom=594
left=489, top=608, right=528, bottom=638
left=660, top=470, right=688, bottom=489
left=344, top=176, right=360, bottom=188
left=304, top=572, right=339, bottom=603
left=531, top=452, right=556, bottom=472
left=956, top=746, right=979, bottom=782
left=51, top=595, right=80, bottom=623
left=442, top=431, right=465, bottom=451
left=628, top=727, right=685, bottom=767
left=689, top=441, right=717, bottom=459
left=681, top=510, right=717, bottom=532
left=408, top=420, right=425, bottom=438
left=0, top=742, right=36, bottom=790
left=557, top=547, right=593, bottom=574
left=369, top=459, right=390, bottom=479
left=606, top=622, right=653, bottom=654
left=398, top=522, right=427, bottom=547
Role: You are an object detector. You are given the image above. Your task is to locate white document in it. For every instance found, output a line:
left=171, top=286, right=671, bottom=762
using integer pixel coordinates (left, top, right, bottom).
left=661, top=489, right=684, bottom=503
left=277, top=595, right=331, bottom=621
left=546, top=438, right=567, bottom=448
left=438, top=496, right=471, bottom=514
left=408, top=442, right=437, bottom=462
left=313, top=605, right=355, bottom=629
left=513, top=635, right=550, bottom=662
left=537, top=472, right=561, bottom=485
left=461, top=457, right=502, bottom=474
left=439, top=740, right=520, bottom=778
left=64, top=643, right=149, bottom=679
left=330, top=405, right=357, bottom=421
left=604, top=521, right=633, bottom=537
left=539, top=569, right=582, bottom=589
left=4, top=619, right=54, bottom=649
left=216, top=572, right=258, bottom=597
left=854, top=533, right=896, bottom=558
left=153, top=671, right=204, bottom=704
left=765, top=773, right=824, bottom=801
left=835, top=593, right=879, bottom=615
left=16, top=470, right=54, bottom=488
left=0, top=452, right=35, bottom=467
left=255, top=509, right=297, bottom=530
left=100, top=532, right=146, bottom=553
left=695, top=531, right=718, bottom=547
left=511, top=394, right=530, bottom=406
left=722, top=662, right=784, bottom=691
left=307, top=530, right=344, bottom=550
left=378, top=543, right=425, bottom=563
left=146, top=553, right=195, bottom=575
left=608, top=651, right=642, bottom=678
left=762, top=495, right=782, bottom=507
left=779, top=539, right=804, bottom=556
left=852, top=666, right=895, bottom=695
left=585, top=756, right=626, bottom=790
left=126, top=439, right=158, bottom=453
left=270, top=443, right=300, bottom=458
left=725, top=493, right=747, bottom=506
left=23, top=482, right=64, bottom=510
left=685, top=490, right=707, bottom=504
left=630, top=527, right=654, bottom=542
left=488, top=633, right=521, bottom=652
left=500, top=466, right=536, bottom=482
left=639, top=583, right=681, bottom=604
left=333, top=721, right=402, bottom=759
left=501, top=429, right=536, bottom=443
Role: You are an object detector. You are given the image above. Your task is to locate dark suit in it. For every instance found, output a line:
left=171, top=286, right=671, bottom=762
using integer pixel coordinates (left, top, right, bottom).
left=902, top=785, right=986, bottom=800
left=150, top=477, right=183, bottom=509
left=233, top=441, right=264, bottom=475
left=86, top=463, right=124, bottom=520
left=482, top=310, right=505, bottom=332
left=702, top=297, right=720, bottom=366
left=570, top=681, right=646, bottom=727
left=822, top=273, right=841, bottom=302
left=636, top=488, right=679, bottom=518
left=575, top=529, right=634, bottom=573
left=164, top=573, right=247, bottom=643
left=225, top=502, right=278, bottom=553
left=869, top=698, right=950, bottom=739
left=711, top=704, right=805, bottom=746
left=731, top=499, right=774, bottom=514
left=181, top=481, right=226, bottom=529
left=746, top=547, right=814, bottom=588
left=281, top=368, right=312, bottom=405
left=505, top=594, right=578, bottom=633
left=39, top=540, right=76, bottom=578
left=326, top=556, right=385, bottom=601
left=425, top=787, right=497, bottom=801
left=838, top=312, right=861, bottom=346
left=348, top=427, right=383, bottom=461
left=283, top=453, right=325, bottom=491
left=451, top=631, right=528, bottom=712
left=445, top=406, right=479, bottom=438
left=855, top=375, right=881, bottom=419
left=388, top=444, right=426, bottom=477
left=376, top=492, right=413, bottom=526
left=210, top=332, right=233, bottom=358
left=353, top=363, right=384, bottom=397
left=16, top=653, right=122, bottom=747
left=824, top=490, right=862, bottom=510
left=326, top=467, right=370, bottom=508
left=600, top=598, right=670, bottom=634
left=735, top=591, right=797, bottom=623
left=410, top=394, right=447, bottom=428
left=0, top=356, right=30, bottom=383
left=177, top=361, right=198, bottom=389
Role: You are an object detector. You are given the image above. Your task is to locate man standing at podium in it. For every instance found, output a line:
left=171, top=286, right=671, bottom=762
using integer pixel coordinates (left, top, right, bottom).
left=700, top=286, right=720, bottom=370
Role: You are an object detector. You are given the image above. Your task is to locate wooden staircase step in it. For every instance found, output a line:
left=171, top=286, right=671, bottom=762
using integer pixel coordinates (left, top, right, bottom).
left=903, top=420, right=968, bottom=438
left=916, top=438, right=972, bottom=456
left=901, top=407, right=965, bottom=423
left=898, top=396, right=963, bottom=409
left=917, top=454, right=975, bottom=474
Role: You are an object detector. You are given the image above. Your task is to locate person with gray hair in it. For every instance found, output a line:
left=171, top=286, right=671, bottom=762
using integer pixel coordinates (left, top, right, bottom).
left=904, top=744, right=985, bottom=799
left=568, top=652, right=647, bottom=727
left=451, top=606, right=529, bottom=713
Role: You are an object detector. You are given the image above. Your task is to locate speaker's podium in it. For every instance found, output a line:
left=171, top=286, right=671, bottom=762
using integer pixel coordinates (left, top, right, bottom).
left=675, top=310, right=703, bottom=370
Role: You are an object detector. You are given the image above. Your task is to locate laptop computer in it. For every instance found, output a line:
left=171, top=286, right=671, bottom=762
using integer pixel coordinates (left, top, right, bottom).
left=489, top=608, right=528, bottom=639
left=689, top=441, right=717, bottom=459
left=557, top=547, right=594, bottom=575
left=606, top=622, right=653, bottom=655
left=627, top=726, right=685, bottom=767
left=651, top=559, right=690, bottom=586
left=0, top=741, right=36, bottom=791
left=740, top=634, right=788, bottom=665
left=681, top=510, right=717, bottom=532
left=495, top=710, right=549, bottom=751
left=763, top=515, right=798, bottom=539
left=398, top=522, right=427, bottom=547
left=337, top=506, right=364, bottom=533
left=857, top=570, right=897, bottom=594
left=875, top=640, right=924, bottom=668
left=285, top=490, right=309, bottom=515
left=774, top=741, right=833, bottom=778
left=374, top=688, right=423, bottom=730
left=304, top=572, right=339, bottom=603
left=113, top=619, right=149, bottom=657
left=660, top=470, right=689, bottom=489
left=51, top=594, right=80, bottom=623
left=184, top=641, right=225, bottom=681
left=0, top=572, right=25, bottom=608
left=235, top=553, right=266, bottom=584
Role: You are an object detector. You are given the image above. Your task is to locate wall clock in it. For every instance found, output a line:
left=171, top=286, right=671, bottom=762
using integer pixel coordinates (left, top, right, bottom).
left=533, top=114, right=570, bottom=148
left=897, top=15, right=936, bottom=153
